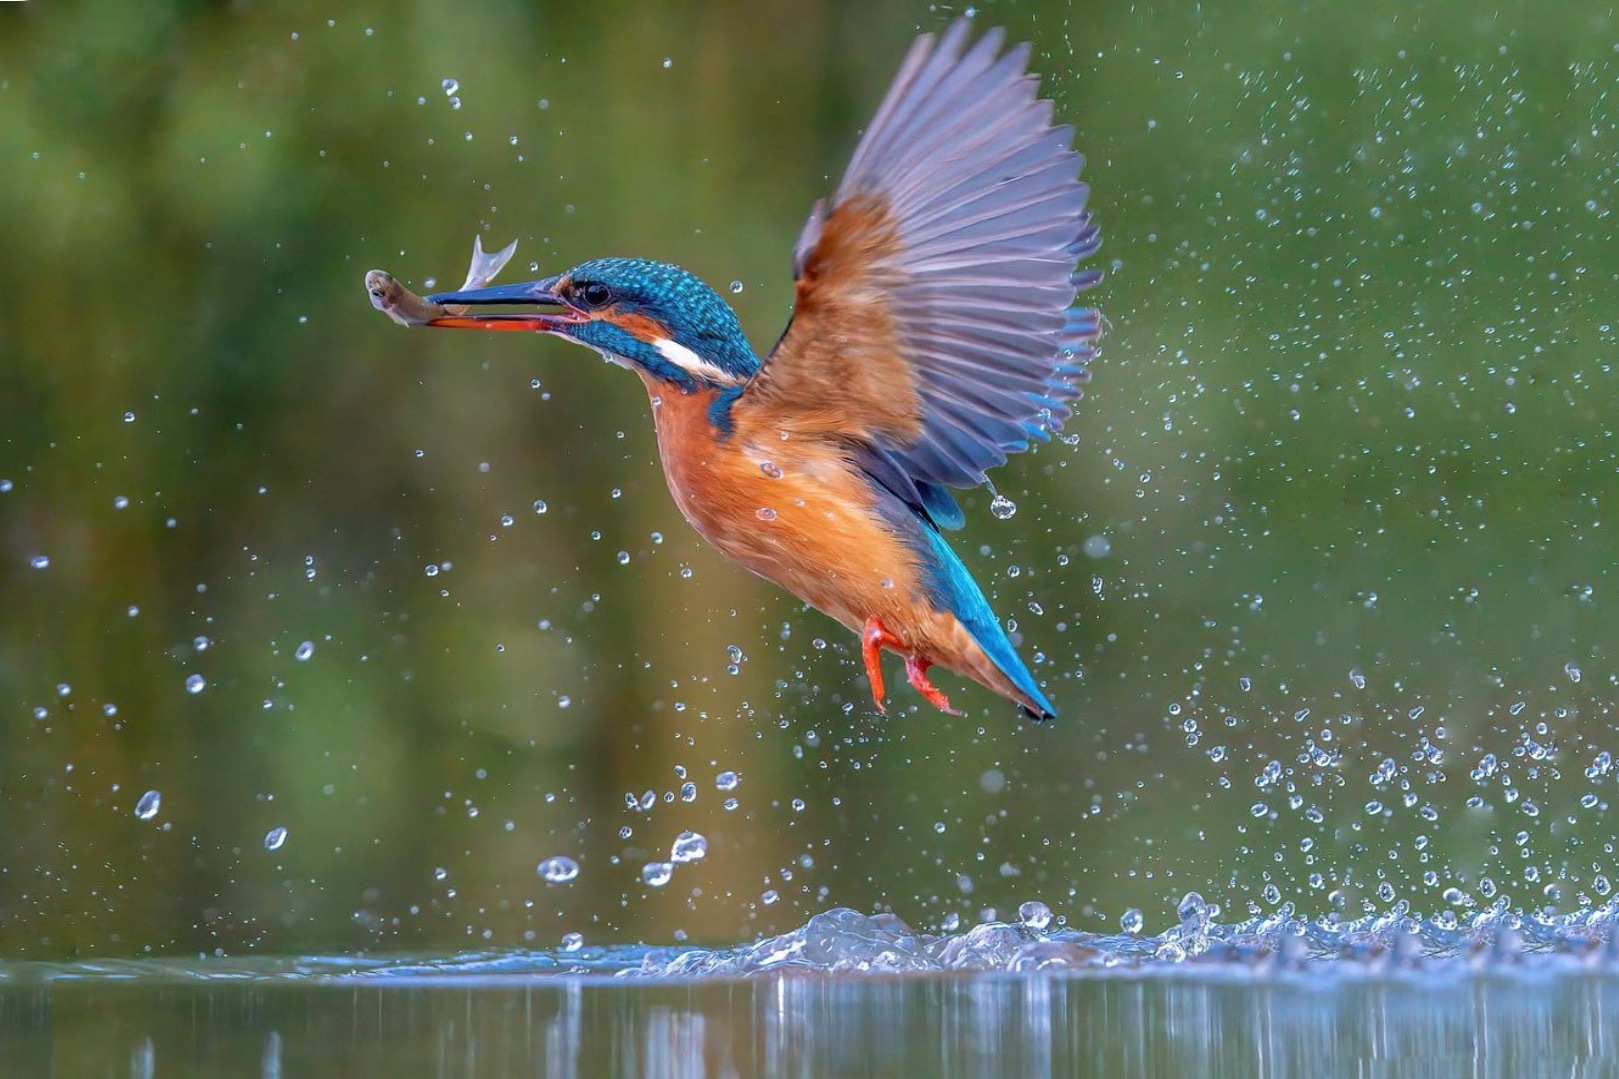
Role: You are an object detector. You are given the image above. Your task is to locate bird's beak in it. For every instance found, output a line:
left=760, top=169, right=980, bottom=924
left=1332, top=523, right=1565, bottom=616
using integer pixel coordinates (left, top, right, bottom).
left=423, top=276, right=582, bottom=332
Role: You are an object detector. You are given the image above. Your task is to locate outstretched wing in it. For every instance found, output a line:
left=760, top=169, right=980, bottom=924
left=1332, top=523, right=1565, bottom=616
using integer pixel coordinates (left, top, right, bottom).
left=736, top=19, right=1101, bottom=518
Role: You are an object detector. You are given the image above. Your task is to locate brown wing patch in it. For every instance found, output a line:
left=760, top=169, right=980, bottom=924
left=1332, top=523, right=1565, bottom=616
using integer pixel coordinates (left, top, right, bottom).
left=739, top=21, right=1096, bottom=493
left=736, top=194, right=922, bottom=442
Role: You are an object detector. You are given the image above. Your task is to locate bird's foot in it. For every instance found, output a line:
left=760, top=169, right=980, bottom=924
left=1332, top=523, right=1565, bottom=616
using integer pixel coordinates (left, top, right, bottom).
left=861, top=616, right=904, bottom=715
left=904, top=654, right=963, bottom=717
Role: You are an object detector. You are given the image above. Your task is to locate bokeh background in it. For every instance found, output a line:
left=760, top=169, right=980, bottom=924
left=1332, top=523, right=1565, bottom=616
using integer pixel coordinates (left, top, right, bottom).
left=2, top=0, right=1617, bottom=960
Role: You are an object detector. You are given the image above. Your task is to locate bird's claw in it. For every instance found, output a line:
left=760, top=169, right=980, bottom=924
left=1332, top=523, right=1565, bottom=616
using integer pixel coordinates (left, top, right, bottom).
left=862, top=615, right=898, bottom=714
left=862, top=616, right=962, bottom=717
left=905, top=654, right=963, bottom=716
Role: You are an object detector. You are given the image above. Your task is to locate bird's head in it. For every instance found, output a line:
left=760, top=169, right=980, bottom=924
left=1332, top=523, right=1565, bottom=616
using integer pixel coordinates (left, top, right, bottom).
left=426, top=257, right=759, bottom=391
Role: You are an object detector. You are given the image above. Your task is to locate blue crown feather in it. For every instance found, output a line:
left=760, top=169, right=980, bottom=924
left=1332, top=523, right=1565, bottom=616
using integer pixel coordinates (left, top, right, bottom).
left=567, top=258, right=760, bottom=381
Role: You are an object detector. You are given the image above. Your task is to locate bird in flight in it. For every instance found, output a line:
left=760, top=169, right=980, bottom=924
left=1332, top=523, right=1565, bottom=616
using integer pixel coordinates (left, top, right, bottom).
left=393, top=20, right=1101, bottom=719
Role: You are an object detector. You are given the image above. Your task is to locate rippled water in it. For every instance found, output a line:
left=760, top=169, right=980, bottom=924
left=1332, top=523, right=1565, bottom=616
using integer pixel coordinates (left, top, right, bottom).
left=6, top=902, right=1619, bottom=1076
left=13, top=898, right=1619, bottom=984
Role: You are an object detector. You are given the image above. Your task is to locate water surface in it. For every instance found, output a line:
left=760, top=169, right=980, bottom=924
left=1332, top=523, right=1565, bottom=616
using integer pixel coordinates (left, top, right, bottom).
left=10, top=904, right=1619, bottom=1076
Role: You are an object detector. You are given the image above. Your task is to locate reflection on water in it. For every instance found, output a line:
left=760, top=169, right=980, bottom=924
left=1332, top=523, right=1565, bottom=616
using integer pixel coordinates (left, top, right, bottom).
left=4, top=970, right=1617, bottom=1077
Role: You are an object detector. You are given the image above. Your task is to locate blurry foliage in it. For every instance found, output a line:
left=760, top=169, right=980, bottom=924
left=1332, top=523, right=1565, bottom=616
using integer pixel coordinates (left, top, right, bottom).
left=1, top=0, right=1618, bottom=958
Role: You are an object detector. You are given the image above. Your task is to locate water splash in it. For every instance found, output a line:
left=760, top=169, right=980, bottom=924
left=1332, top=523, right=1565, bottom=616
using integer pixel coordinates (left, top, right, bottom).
left=14, top=897, right=1619, bottom=985
left=615, top=898, right=1619, bottom=979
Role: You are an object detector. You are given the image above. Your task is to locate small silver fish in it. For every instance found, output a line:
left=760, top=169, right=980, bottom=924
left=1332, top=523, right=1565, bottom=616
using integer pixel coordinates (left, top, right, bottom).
left=365, top=235, right=518, bottom=326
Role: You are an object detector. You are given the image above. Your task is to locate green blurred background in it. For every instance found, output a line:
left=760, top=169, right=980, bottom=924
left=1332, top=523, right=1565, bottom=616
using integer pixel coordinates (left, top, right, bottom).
left=1, top=0, right=1616, bottom=960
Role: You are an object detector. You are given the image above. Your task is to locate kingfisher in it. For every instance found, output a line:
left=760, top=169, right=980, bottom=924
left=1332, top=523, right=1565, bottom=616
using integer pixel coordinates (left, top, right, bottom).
left=412, top=21, right=1100, bottom=719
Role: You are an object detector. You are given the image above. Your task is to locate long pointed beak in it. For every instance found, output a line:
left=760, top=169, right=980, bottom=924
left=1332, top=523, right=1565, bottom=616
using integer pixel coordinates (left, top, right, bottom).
left=423, top=276, right=581, bottom=332
left=426, top=278, right=562, bottom=306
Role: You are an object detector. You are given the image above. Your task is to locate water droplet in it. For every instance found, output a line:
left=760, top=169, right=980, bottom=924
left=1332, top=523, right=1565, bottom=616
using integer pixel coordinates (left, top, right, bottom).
left=761, top=889, right=779, bottom=905
left=1018, top=900, right=1052, bottom=930
left=989, top=493, right=1017, bottom=519
left=538, top=855, right=580, bottom=883
left=679, top=782, right=696, bottom=803
left=29, top=555, right=49, bottom=570
left=1565, top=661, right=1583, bottom=683
left=729, top=280, right=744, bottom=294
left=184, top=674, right=206, bottom=695
left=264, top=826, right=288, bottom=851
left=135, top=790, right=161, bottom=820
left=1349, top=668, right=1366, bottom=689
left=641, top=861, right=673, bottom=887
left=433, top=867, right=449, bottom=882
left=533, top=499, right=548, bottom=514
left=661, top=57, right=673, bottom=69
left=441, top=77, right=459, bottom=95
left=113, top=495, right=129, bottom=510
left=670, top=831, right=708, bottom=864
left=755, top=507, right=777, bottom=521
left=560, top=932, right=584, bottom=951
left=294, top=641, right=314, bottom=662
left=759, top=461, right=783, bottom=479
left=716, top=770, right=739, bottom=791
left=1082, top=534, right=1111, bottom=558
left=1120, top=908, right=1144, bottom=934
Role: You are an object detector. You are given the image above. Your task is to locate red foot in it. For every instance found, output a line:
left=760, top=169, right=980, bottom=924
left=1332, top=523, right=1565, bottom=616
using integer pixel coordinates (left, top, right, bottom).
left=905, top=655, right=963, bottom=717
left=861, top=616, right=903, bottom=714
left=861, top=616, right=963, bottom=717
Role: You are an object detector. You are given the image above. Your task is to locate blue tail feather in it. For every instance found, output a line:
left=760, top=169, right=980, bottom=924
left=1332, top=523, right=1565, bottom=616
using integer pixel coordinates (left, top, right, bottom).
left=861, top=472, right=1056, bottom=719
left=916, top=522, right=1056, bottom=720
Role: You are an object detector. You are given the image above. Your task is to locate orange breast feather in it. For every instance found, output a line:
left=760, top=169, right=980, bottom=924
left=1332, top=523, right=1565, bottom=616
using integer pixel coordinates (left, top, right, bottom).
left=639, top=376, right=1020, bottom=701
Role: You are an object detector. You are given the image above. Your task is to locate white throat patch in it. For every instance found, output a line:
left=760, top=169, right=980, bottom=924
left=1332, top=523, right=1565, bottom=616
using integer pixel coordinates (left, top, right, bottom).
left=652, top=338, right=741, bottom=385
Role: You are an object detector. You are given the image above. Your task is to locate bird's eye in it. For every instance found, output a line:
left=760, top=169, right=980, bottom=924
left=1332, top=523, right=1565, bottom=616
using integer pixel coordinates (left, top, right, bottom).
left=579, top=282, right=614, bottom=309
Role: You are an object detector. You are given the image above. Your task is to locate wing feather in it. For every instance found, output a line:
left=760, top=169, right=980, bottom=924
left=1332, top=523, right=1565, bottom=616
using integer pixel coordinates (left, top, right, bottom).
left=739, top=19, right=1102, bottom=505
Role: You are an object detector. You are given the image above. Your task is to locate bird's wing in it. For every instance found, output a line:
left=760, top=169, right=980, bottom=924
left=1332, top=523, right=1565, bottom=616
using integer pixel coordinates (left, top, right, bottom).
left=735, top=20, right=1101, bottom=516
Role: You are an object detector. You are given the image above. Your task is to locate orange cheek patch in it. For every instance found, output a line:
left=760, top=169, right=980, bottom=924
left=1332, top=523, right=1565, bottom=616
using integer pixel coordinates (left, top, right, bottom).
left=597, top=307, right=673, bottom=343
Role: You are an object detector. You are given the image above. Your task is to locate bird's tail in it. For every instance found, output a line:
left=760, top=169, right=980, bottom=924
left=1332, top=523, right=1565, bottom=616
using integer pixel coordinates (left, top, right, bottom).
left=918, top=525, right=1056, bottom=720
